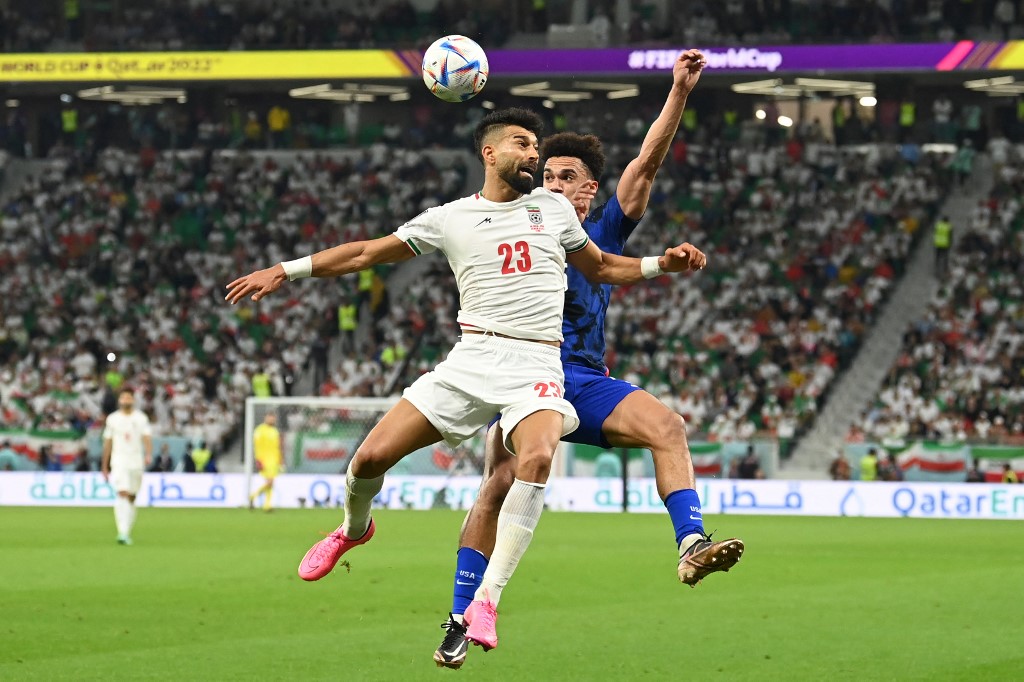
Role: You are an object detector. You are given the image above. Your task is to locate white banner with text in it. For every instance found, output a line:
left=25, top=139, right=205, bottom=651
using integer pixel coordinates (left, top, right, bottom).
left=1, top=473, right=1021, bottom=520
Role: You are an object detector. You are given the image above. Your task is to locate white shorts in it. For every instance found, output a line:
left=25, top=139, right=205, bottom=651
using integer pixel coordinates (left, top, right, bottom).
left=403, top=334, right=579, bottom=453
left=110, top=468, right=143, bottom=495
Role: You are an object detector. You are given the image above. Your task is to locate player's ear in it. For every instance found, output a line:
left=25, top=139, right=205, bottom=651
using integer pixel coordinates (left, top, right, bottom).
left=481, top=142, right=497, bottom=167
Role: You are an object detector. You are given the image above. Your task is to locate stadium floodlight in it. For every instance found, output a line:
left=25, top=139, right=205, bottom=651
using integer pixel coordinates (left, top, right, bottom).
left=508, top=82, right=551, bottom=95
left=963, top=76, right=1016, bottom=89
left=755, top=109, right=767, bottom=120
left=731, top=78, right=783, bottom=93
left=572, top=81, right=639, bottom=91
left=963, top=76, right=1024, bottom=96
left=288, top=83, right=409, bottom=102
left=859, top=96, right=878, bottom=107
left=733, top=77, right=874, bottom=98
left=606, top=88, right=640, bottom=99
left=78, top=86, right=186, bottom=105
left=777, top=115, right=794, bottom=127
left=794, top=77, right=874, bottom=93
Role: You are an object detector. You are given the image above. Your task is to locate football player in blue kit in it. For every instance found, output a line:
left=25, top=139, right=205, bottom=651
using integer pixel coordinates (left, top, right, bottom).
left=434, top=49, right=745, bottom=669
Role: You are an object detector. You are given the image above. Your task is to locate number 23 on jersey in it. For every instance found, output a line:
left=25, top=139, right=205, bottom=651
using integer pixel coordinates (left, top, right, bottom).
left=534, top=381, right=563, bottom=398
left=498, top=241, right=532, bottom=274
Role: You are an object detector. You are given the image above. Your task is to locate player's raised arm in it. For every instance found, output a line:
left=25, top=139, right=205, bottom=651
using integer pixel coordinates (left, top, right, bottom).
left=225, top=234, right=415, bottom=304
left=566, top=238, right=706, bottom=285
left=617, top=49, right=704, bottom=220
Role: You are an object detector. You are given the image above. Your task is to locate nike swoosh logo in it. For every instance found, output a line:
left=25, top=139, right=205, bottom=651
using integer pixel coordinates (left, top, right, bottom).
left=456, top=580, right=474, bottom=585
left=444, top=641, right=467, bottom=657
left=689, top=515, right=702, bottom=521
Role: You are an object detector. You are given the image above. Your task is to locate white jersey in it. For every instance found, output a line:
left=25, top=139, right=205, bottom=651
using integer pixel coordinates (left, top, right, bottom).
left=394, top=188, right=589, bottom=341
left=103, top=410, right=152, bottom=471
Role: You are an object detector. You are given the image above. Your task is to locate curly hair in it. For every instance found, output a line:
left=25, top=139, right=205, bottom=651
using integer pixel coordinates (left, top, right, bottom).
left=473, top=107, right=545, bottom=162
left=540, top=132, right=606, bottom=181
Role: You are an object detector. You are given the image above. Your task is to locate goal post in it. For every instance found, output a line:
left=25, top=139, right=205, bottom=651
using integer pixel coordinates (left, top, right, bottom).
left=244, top=396, right=393, bottom=500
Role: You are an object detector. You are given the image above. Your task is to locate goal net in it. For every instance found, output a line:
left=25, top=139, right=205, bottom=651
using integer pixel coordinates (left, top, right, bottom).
left=243, top=396, right=490, bottom=499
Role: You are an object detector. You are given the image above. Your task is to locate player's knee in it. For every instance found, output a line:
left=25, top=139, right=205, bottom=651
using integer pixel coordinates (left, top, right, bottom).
left=642, top=412, right=688, bottom=453
left=478, top=458, right=516, bottom=510
left=515, top=452, right=552, bottom=482
left=351, top=442, right=391, bottom=478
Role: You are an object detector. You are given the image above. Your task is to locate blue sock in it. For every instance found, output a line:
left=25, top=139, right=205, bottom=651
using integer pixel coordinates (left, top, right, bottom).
left=452, top=547, right=488, bottom=616
left=664, top=488, right=705, bottom=548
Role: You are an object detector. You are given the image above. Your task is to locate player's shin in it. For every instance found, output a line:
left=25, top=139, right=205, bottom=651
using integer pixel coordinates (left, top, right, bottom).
left=452, top=547, right=488, bottom=622
left=113, top=496, right=129, bottom=537
left=126, top=500, right=137, bottom=535
left=341, top=464, right=384, bottom=539
left=474, top=479, right=545, bottom=606
left=665, top=488, right=705, bottom=554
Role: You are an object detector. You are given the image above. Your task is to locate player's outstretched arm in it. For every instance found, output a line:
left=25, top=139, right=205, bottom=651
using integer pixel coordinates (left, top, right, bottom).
left=617, top=49, right=704, bottom=220
left=225, top=235, right=414, bottom=304
left=567, top=239, right=706, bottom=285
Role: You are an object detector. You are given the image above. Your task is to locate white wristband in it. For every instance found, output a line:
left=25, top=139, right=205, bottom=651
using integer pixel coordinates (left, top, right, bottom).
left=641, top=256, right=664, bottom=280
left=281, top=256, right=313, bottom=281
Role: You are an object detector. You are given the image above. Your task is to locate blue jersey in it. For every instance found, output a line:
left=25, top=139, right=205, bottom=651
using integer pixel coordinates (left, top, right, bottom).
left=560, top=194, right=641, bottom=371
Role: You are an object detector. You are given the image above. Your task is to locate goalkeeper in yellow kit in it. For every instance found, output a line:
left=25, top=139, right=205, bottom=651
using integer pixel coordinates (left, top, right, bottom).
left=250, top=413, right=283, bottom=511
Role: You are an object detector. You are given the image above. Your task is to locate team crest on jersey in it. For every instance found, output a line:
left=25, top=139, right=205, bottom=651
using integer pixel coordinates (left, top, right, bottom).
left=526, top=205, right=544, bottom=226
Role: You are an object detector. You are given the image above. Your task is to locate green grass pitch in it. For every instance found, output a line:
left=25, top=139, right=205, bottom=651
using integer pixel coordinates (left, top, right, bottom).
left=1, top=508, right=1020, bottom=681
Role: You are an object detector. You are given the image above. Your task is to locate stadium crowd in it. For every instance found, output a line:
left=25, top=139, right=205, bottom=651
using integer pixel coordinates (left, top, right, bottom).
left=852, top=146, right=1024, bottom=445
left=0, top=143, right=466, bottom=450
left=1, top=0, right=1021, bottom=53
left=0, top=87, right=983, bottom=464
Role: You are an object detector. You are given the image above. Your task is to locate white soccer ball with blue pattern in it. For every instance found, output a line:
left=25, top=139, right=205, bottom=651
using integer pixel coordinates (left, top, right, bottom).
left=422, top=35, right=489, bottom=103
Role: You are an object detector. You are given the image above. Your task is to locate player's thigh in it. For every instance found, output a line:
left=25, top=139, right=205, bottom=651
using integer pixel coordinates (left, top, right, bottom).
left=111, top=468, right=143, bottom=496
left=562, top=365, right=641, bottom=448
left=483, top=420, right=516, bottom=482
left=354, top=398, right=443, bottom=475
left=401, top=339, right=501, bottom=446
left=602, top=390, right=687, bottom=450
left=493, top=343, right=578, bottom=454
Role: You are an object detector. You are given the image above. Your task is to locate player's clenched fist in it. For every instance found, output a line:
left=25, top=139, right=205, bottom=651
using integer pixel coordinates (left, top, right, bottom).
left=225, top=264, right=288, bottom=304
left=659, top=242, right=707, bottom=272
left=674, top=49, right=706, bottom=95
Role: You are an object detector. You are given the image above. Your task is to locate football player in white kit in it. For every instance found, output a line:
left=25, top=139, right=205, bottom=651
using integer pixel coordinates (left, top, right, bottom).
left=101, top=389, right=153, bottom=545
left=225, top=108, right=707, bottom=651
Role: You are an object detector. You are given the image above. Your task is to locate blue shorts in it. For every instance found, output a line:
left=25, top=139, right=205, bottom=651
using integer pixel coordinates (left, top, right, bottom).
left=487, top=363, right=641, bottom=448
left=562, top=363, right=642, bottom=448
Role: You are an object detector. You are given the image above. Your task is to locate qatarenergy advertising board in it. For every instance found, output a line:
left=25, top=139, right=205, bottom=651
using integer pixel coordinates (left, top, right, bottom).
left=2, top=473, right=1021, bottom=521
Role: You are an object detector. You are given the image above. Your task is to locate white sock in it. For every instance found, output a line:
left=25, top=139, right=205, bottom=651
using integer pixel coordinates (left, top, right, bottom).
left=679, top=532, right=705, bottom=556
left=126, top=501, right=137, bottom=536
left=341, top=465, right=384, bottom=539
left=114, top=497, right=129, bottom=537
left=474, top=479, right=546, bottom=607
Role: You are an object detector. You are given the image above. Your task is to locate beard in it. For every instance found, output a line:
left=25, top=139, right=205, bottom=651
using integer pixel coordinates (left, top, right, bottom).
left=498, top=159, right=537, bottom=195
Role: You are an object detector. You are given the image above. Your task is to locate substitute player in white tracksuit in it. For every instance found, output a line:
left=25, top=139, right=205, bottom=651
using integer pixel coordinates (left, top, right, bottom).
left=101, top=389, right=152, bottom=545
left=225, top=107, right=707, bottom=653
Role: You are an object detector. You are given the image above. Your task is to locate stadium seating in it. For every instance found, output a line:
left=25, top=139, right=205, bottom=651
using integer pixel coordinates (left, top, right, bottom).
left=0, top=145, right=466, bottom=453
left=859, top=146, right=1024, bottom=444
left=0, top=0, right=1009, bottom=53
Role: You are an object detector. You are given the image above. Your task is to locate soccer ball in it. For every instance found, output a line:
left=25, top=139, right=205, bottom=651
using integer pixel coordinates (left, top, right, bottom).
left=421, top=35, right=489, bottom=103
